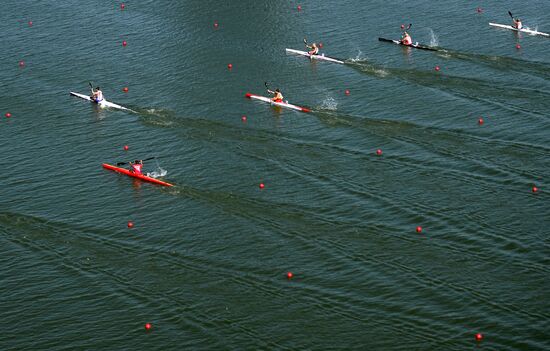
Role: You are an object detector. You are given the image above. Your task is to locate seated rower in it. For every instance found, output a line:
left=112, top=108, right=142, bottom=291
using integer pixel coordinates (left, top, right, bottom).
left=401, top=31, right=412, bottom=46
left=512, top=17, right=522, bottom=30
left=91, top=86, right=104, bottom=103
left=305, top=42, right=319, bottom=56
left=267, top=88, right=284, bottom=103
left=129, top=160, right=143, bottom=175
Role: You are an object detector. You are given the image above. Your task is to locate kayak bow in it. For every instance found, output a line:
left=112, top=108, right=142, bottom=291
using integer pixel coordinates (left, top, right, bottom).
left=245, top=93, right=311, bottom=113
left=489, top=23, right=549, bottom=37
left=102, top=163, right=174, bottom=187
left=70, top=92, right=135, bottom=112
left=378, top=37, right=439, bottom=51
left=285, top=48, right=345, bottom=64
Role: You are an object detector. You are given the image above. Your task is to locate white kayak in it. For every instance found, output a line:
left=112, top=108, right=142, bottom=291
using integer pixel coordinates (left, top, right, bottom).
left=245, top=93, right=311, bottom=113
left=285, top=48, right=345, bottom=64
left=489, top=23, right=550, bottom=37
left=70, top=92, right=135, bottom=112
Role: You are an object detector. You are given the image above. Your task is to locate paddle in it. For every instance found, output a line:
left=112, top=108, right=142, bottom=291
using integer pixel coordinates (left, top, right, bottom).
left=508, top=11, right=514, bottom=19
left=402, top=23, right=412, bottom=31
left=265, top=81, right=273, bottom=93
left=303, top=38, right=308, bottom=47
left=89, top=81, right=94, bottom=94
left=117, top=156, right=156, bottom=166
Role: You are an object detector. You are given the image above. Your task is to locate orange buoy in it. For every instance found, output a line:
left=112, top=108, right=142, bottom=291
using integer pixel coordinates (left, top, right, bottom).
left=144, top=323, right=151, bottom=330
left=127, top=221, right=134, bottom=228
left=286, top=272, right=293, bottom=279
left=123, top=87, right=129, bottom=93
left=475, top=333, right=483, bottom=341
left=416, top=226, right=422, bottom=233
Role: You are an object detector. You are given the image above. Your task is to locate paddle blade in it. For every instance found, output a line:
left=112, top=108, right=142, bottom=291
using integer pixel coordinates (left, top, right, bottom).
left=508, top=11, right=514, bottom=19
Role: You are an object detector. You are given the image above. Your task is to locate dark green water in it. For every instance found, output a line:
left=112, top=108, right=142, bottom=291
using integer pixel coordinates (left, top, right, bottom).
left=1, top=0, right=549, bottom=349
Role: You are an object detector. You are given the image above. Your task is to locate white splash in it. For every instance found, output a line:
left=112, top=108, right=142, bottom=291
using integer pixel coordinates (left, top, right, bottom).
left=428, top=28, right=439, bottom=46
left=320, top=96, right=338, bottom=111
left=147, top=168, right=167, bottom=178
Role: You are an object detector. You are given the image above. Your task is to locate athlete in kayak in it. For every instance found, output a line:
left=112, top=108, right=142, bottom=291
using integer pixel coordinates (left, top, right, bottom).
left=129, top=159, right=143, bottom=175
left=512, top=17, right=522, bottom=30
left=267, top=88, right=284, bottom=103
left=306, top=42, right=319, bottom=56
left=401, top=31, right=413, bottom=46
left=91, top=86, right=104, bottom=103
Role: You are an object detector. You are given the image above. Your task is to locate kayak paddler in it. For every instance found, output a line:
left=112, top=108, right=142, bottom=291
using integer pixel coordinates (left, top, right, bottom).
left=401, top=31, right=412, bottom=46
left=91, top=86, right=104, bottom=103
left=267, top=88, right=284, bottom=103
left=512, top=17, right=522, bottom=30
left=306, top=42, right=319, bottom=56
left=129, top=159, right=143, bottom=175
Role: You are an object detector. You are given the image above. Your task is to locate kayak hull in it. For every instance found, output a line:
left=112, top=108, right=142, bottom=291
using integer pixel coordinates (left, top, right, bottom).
left=489, top=23, right=549, bottom=37
left=378, top=37, right=439, bottom=51
left=245, top=93, right=310, bottom=113
left=285, top=48, right=344, bottom=64
left=102, top=163, right=174, bottom=187
left=70, top=92, right=135, bottom=112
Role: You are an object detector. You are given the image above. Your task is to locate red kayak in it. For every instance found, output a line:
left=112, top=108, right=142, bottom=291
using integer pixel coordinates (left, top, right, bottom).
left=102, top=163, right=174, bottom=187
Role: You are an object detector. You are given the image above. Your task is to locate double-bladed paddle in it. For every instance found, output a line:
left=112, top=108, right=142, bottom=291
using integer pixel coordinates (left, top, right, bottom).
left=117, top=156, right=156, bottom=166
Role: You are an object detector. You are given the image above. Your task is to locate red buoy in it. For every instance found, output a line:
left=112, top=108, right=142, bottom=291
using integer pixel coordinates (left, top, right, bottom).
left=376, top=149, right=382, bottom=156
left=297, top=5, right=302, bottom=11
left=259, top=183, right=265, bottom=189
left=144, top=323, right=151, bottom=330
left=123, top=87, right=129, bottom=93
left=318, top=42, right=323, bottom=48
left=123, top=145, right=129, bottom=151
left=19, top=61, right=25, bottom=67
left=532, top=186, right=539, bottom=193
left=345, top=89, right=350, bottom=95
left=286, top=272, right=293, bottom=279
left=227, top=63, right=232, bottom=69
left=127, top=221, right=134, bottom=228
left=435, top=65, right=440, bottom=71
left=122, top=40, right=127, bottom=47
left=416, top=226, right=423, bottom=233
left=120, top=3, right=125, bottom=10
left=214, top=21, right=219, bottom=28
left=478, top=117, right=484, bottom=125
left=475, top=333, right=483, bottom=341
left=516, top=44, right=521, bottom=50
left=476, top=7, right=483, bottom=13
left=241, top=115, right=247, bottom=122
left=28, top=21, right=33, bottom=26
left=400, top=24, right=405, bottom=29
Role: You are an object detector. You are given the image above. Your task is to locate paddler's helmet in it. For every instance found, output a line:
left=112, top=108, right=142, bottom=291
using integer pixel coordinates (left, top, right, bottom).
left=134, top=160, right=142, bottom=164
left=96, top=86, right=100, bottom=90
